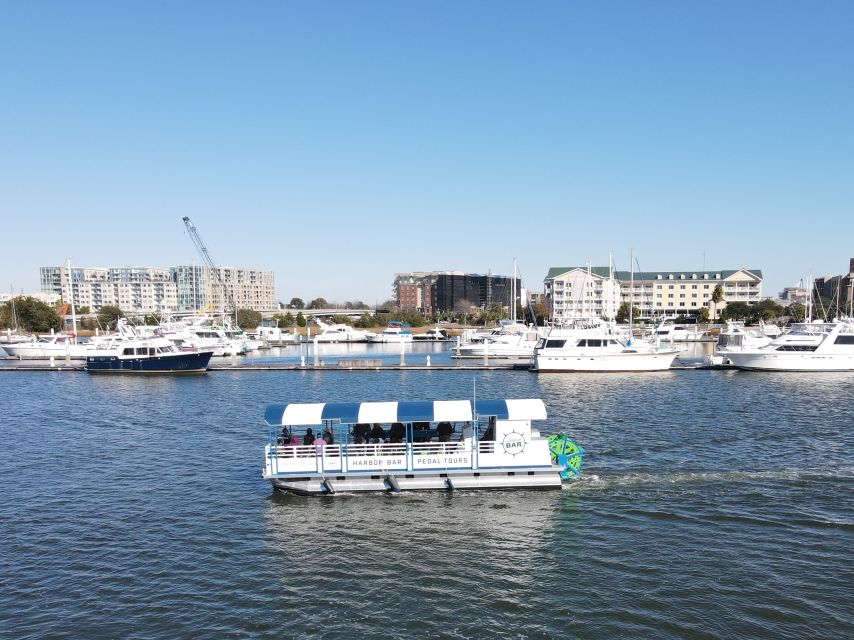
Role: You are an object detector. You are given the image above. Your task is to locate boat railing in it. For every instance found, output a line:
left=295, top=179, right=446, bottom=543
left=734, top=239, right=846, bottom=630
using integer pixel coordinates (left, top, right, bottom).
left=270, top=441, right=471, bottom=459
left=267, top=438, right=481, bottom=475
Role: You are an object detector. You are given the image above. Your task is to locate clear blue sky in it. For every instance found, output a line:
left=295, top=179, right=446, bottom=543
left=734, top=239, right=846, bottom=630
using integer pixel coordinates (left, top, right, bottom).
left=1, top=1, right=852, bottom=304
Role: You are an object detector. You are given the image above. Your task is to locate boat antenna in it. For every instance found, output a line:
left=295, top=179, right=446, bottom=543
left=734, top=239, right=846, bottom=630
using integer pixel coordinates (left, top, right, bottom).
left=472, top=377, right=477, bottom=420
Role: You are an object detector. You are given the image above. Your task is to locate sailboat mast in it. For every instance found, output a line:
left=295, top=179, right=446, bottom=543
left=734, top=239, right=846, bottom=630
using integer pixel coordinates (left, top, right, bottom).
left=807, top=273, right=813, bottom=322
left=512, top=258, right=517, bottom=324
left=629, top=249, right=634, bottom=329
left=66, top=259, right=78, bottom=342
left=10, top=284, right=18, bottom=332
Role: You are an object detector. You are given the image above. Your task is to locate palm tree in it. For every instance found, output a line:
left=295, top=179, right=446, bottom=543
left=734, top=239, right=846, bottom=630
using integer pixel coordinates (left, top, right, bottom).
left=710, top=285, right=724, bottom=321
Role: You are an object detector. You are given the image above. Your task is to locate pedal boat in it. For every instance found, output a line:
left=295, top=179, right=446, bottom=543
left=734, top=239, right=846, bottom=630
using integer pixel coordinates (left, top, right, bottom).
left=262, top=398, right=584, bottom=495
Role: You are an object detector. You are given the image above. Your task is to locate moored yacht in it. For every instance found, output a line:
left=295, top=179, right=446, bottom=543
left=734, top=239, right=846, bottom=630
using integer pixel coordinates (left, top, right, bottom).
left=0, top=333, right=91, bottom=360
left=412, top=327, right=450, bottom=341
left=652, top=320, right=712, bottom=342
left=311, top=319, right=370, bottom=343
left=532, top=319, right=680, bottom=372
left=365, top=321, right=414, bottom=343
left=85, top=320, right=213, bottom=374
left=725, top=319, right=854, bottom=371
left=456, top=323, right=543, bottom=358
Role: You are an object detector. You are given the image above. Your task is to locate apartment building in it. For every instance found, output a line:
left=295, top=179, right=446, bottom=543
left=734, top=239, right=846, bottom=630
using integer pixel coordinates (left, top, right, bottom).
left=40, top=264, right=275, bottom=313
left=813, top=258, right=854, bottom=312
left=543, top=267, right=622, bottom=323
left=393, top=271, right=520, bottom=315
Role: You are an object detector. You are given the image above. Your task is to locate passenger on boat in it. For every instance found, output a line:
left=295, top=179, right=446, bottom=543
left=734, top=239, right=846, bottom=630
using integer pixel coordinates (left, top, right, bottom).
left=481, top=417, right=496, bottom=442
left=437, top=421, right=453, bottom=442
left=370, top=423, right=386, bottom=443
left=413, top=421, right=430, bottom=442
left=353, top=423, right=370, bottom=444
left=277, top=427, right=289, bottom=445
left=303, top=428, right=315, bottom=446
left=323, top=427, right=334, bottom=445
left=314, top=433, right=326, bottom=450
left=389, top=422, right=405, bottom=443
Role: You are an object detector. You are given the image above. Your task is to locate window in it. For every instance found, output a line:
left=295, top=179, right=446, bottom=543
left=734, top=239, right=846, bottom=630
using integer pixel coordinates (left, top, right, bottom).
left=834, top=335, right=854, bottom=345
left=691, top=284, right=697, bottom=289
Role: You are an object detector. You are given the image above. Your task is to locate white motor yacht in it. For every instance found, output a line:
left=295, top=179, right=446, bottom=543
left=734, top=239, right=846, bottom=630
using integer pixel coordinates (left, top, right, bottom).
left=255, top=326, right=298, bottom=345
left=716, top=321, right=774, bottom=353
left=365, top=321, right=414, bottom=343
left=311, top=319, right=370, bottom=343
left=1, top=333, right=91, bottom=360
left=533, top=319, right=680, bottom=372
left=412, top=327, right=450, bottom=341
left=725, top=319, right=854, bottom=371
left=457, top=323, right=543, bottom=358
left=652, top=320, right=710, bottom=342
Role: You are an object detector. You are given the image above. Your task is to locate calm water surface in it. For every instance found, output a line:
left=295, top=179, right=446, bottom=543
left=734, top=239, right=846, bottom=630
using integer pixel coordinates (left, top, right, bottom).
left=2, top=364, right=852, bottom=638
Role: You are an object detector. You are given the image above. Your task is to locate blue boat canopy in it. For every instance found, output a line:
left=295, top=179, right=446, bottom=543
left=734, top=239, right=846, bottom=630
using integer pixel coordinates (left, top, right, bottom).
left=264, top=399, right=546, bottom=426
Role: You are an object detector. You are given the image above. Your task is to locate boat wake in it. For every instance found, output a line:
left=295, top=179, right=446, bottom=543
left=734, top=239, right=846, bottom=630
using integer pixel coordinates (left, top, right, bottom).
left=564, top=466, right=854, bottom=491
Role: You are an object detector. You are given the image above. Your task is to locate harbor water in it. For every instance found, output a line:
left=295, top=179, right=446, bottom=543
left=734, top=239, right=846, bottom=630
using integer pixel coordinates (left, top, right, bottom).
left=2, top=363, right=852, bottom=638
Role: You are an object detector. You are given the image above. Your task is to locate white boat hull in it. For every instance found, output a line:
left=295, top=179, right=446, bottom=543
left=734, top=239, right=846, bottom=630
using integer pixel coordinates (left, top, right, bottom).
left=268, top=467, right=563, bottom=494
left=1, top=342, right=90, bottom=359
left=726, top=352, right=854, bottom=371
left=457, top=345, right=534, bottom=358
left=534, top=350, right=679, bottom=372
left=366, top=334, right=413, bottom=343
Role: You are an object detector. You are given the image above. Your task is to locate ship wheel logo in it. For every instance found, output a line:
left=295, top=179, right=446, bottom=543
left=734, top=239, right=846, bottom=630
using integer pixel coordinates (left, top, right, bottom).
left=501, top=430, right=527, bottom=456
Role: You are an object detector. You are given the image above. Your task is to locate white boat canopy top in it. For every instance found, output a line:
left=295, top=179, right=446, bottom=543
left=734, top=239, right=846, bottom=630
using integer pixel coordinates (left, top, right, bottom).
left=264, top=399, right=547, bottom=426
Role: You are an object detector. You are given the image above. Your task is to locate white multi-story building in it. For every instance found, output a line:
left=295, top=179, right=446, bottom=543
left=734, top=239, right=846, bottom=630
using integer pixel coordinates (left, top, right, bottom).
left=40, top=265, right=275, bottom=313
left=543, top=267, right=623, bottom=323
left=617, top=269, right=763, bottom=319
left=545, top=266, right=763, bottom=321
left=0, top=292, right=61, bottom=306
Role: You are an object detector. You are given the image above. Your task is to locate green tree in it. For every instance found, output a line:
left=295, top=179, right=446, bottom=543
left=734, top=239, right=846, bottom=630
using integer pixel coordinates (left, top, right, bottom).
left=721, top=301, right=751, bottom=321
left=97, top=305, right=124, bottom=331
left=308, top=297, right=328, bottom=310
left=385, top=309, right=425, bottom=327
left=531, top=299, right=549, bottom=325
left=296, top=312, right=306, bottom=327
left=787, top=302, right=806, bottom=322
left=289, top=297, right=305, bottom=309
left=76, top=305, right=90, bottom=315
left=696, top=307, right=710, bottom=322
left=271, top=313, right=293, bottom=327
left=710, top=285, right=724, bottom=321
left=616, top=302, right=641, bottom=324
left=0, top=296, right=62, bottom=332
left=353, top=313, right=376, bottom=329
left=753, top=299, right=783, bottom=321
left=236, top=308, right=262, bottom=329
left=478, top=303, right=508, bottom=327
